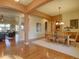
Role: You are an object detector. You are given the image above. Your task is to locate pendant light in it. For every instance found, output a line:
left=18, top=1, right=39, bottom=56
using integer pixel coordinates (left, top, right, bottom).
left=56, top=7, right=64, bottom=25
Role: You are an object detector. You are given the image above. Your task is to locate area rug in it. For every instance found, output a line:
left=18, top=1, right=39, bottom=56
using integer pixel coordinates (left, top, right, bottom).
left=32, top=39, right=79, bottom=58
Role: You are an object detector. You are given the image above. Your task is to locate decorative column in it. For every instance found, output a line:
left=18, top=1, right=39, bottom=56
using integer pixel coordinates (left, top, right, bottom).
left=24, top=14, right=29, bottom=42
left=51, top=20, right=56, bottom=35
left=53, top=20, right=56, bottom=32
left=18, top=16, right=22, bottom=41
left=51, top=20, right=53, bottom=33
left=15, top=16, right=22, bottom=44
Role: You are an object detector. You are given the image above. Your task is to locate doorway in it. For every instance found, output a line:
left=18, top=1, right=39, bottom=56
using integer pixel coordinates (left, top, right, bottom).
left=0, top=8, right=24, bottom=48
left=45, top=22, right=47, bottom=32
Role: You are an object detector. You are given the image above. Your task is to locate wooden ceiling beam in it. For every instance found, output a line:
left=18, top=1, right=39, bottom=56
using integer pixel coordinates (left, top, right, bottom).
left=30, top=10, right=52, bottom=20
left=52, top=15, right=61, bottom=21
left=0, top=0, right=52, bottom=20
left=26, top=0, right=52, bottom=13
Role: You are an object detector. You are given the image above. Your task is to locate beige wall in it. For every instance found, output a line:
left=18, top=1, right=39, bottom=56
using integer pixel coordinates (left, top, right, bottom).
left=28, top=15, right=51, bottom=40
left=62, top=10, right=79, bottom=32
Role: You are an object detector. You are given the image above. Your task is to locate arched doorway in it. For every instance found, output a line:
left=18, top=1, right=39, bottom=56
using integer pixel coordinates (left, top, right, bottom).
left=0, top=7, right=25, bottom=47
left=45, top=22, right=48, bottom=32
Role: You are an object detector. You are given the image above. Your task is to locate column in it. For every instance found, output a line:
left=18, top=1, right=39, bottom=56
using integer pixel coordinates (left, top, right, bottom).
left=18, top=16, right=22, bottom=41
left=15, top=16, right=22, bottom=44
left=50, top=20, right=55, bottom=34
left=51, top=20, right=53, bottom=33
left=24, top=14, right=29, bottom=42
left=52, top=20, right=56, bottom=35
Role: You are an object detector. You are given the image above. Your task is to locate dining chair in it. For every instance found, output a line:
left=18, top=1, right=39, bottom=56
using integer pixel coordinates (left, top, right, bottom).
left=56, top=32, right=65, bottom=43
left=45, top=34, right=52, bottom=41
left=67, top=32, right=78, bottom=46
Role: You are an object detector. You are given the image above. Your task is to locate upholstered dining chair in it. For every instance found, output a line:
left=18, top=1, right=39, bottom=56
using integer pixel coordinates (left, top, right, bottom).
left=45, top=34, right=52, bottom=41
left=67, top=32, right=78, bottom=46
left=56, top=32, right=65, bottom=43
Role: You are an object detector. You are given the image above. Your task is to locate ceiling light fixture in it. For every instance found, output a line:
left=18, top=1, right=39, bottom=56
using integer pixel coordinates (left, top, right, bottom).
left=14, top=0, right=19, bottom=2
left=56, top=7, right=64, bottom=25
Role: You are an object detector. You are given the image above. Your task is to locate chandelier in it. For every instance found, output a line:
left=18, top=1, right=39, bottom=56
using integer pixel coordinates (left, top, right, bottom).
left=56, top=7, right=64, bottom=25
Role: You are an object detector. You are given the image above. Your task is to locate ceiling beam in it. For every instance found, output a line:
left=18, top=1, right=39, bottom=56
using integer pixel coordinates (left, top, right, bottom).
left=0, top=0, right=26, bottom=13
left=52, top=15, right=60, bottom=21
left=0, top=0, right=52, bottom=20
left=26, top=0, right=52, bottom=13
left=30, top=10, right=52, bottom=20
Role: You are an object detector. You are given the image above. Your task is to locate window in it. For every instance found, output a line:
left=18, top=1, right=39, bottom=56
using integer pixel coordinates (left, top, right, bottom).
left=15, top=25, right=24, bottom=31
left=0, top=24, right=10, bottom=31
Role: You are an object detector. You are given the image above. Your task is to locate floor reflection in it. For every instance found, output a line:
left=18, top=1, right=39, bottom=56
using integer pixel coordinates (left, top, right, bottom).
left=4, top=33, right=21, bottom=48
left=0, top=55, right=23, bottom=59
left=5, top=36, right=11, bottom=48
left=0, top=39, right=77, bottom=59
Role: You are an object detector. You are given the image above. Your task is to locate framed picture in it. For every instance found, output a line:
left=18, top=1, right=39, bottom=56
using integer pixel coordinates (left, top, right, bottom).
left=36, top=23, right=41, bottom=32
left=70, top=19, right=78, bottom=29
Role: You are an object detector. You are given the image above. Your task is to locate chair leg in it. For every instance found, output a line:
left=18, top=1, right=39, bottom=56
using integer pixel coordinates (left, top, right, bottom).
left=69, top=41, right=76, bottom=47
left=67, top=40, right=70, bottom=46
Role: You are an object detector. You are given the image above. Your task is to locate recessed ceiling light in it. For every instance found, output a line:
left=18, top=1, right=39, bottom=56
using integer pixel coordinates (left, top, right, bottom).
left=14, top=0, right=19, bottom=2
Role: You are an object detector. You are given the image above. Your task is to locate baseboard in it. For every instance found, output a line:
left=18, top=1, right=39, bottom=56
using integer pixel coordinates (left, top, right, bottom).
left=29, top=36, right=45, bottom=41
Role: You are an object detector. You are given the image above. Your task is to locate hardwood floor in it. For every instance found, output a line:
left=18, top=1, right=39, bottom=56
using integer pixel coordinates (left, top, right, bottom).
left=0, top=39, right=78, bottom=59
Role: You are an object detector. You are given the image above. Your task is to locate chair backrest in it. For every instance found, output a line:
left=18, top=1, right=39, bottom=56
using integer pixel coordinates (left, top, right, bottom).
left=75, top=32, right=79, bottom=40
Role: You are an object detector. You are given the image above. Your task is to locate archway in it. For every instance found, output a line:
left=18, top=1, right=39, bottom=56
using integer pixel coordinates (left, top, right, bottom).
left=0, top=6, right=28, bottom=47
left=0, top=0, right=26, bottom=13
